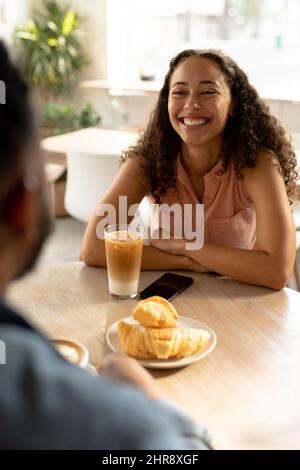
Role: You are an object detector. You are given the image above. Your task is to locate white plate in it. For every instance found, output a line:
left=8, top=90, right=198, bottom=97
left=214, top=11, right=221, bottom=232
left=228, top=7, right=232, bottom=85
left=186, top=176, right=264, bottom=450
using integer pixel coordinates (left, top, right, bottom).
left=105, top=316, right=217, bottom=369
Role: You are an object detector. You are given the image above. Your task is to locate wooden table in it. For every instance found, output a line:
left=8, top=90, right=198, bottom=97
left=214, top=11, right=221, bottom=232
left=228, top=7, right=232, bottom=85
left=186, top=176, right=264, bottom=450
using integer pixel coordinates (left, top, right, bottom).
left=7, top=262, right=300, bottom=450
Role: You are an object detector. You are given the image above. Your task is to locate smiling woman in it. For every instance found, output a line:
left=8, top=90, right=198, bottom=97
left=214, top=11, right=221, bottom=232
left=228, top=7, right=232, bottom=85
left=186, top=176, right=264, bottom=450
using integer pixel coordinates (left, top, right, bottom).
left=168, top=55, right=233, bottom=173
left=82, top=48, right=298, bottom=291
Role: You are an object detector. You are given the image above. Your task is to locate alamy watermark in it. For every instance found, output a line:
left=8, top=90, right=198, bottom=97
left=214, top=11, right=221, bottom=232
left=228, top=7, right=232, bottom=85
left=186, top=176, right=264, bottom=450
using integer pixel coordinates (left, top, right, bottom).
left=0, top=340, right=6, bottom=365
left=95, top=196, right=204, bottom=250
left=0, top=80, right=6, bottom=104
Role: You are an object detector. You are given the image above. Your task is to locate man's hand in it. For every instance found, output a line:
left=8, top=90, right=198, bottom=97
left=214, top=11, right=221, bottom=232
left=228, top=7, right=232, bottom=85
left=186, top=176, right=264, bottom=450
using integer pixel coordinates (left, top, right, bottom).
left=101, top=354, right=163, bottom=400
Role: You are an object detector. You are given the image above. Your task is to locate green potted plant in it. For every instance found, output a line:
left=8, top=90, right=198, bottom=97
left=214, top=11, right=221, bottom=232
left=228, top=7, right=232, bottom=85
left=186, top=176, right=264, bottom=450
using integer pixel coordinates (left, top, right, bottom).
left=78, top=103, right=101, bottom=129
left=15, top=0, right=88, bottom=100
left=15, top=1, right=100, bottom=217
left=43, top=102, right=101, bottom=136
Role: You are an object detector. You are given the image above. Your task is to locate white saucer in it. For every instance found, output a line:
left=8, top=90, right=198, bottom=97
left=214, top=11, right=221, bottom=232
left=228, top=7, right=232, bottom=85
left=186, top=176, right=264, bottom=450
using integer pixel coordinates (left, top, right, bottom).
left=52, top=338, right=89, bottom=369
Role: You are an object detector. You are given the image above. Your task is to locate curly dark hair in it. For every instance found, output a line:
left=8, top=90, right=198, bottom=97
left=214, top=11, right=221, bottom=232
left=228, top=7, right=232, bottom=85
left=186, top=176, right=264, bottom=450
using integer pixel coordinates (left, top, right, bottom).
left=122, top=49, right=298, bottom=203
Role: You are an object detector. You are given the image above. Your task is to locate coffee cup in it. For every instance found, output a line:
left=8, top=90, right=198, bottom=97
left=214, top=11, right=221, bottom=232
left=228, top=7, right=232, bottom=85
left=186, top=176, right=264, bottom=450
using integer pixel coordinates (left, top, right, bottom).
left=52, top=339, right=89, bottom=369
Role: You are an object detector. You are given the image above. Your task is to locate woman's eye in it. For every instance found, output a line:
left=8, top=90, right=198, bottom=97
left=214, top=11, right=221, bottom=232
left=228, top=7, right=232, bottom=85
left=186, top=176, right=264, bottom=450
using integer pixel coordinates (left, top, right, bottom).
left=202, top=90, right=216, bottom=96
left=172, top=90, right=186, bottom=96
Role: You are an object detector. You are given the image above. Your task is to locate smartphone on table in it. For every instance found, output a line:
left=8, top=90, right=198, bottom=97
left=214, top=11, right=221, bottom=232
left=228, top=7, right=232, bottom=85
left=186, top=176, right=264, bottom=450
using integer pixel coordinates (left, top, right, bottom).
left=139, top=273, right=193, bottom=302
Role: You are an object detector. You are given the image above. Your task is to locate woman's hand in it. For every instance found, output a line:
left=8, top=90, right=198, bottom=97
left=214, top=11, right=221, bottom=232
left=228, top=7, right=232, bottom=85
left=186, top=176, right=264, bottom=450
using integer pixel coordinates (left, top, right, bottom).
left=150, top=236, right=185, bottom=255
left=185, top=258, right=214, bottom=273
left=150, top=236, right=212, bottom=273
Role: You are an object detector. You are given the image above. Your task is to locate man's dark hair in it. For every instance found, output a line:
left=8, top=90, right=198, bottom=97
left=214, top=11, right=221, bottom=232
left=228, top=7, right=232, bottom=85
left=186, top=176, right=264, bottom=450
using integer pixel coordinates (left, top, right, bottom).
left=0, top=41, right=35, bottom=180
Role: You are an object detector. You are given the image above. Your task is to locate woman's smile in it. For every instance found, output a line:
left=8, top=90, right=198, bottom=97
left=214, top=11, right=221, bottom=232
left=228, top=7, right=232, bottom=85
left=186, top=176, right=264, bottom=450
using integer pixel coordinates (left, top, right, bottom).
left=168, top=56, right=232, bottom=148
left=178, top=115, right=211, bottom=131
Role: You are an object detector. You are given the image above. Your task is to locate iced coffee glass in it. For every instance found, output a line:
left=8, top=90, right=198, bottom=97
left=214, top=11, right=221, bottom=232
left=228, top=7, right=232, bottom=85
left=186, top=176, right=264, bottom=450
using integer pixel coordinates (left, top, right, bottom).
left=104, top=224, right=144, bottom=299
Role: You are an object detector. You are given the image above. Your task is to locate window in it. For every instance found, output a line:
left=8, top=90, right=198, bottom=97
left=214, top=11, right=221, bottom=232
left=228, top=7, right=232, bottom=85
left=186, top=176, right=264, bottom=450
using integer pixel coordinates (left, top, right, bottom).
left=107, top=0, right=300, bottom=98
left=0, top=0, right=4, bottom=23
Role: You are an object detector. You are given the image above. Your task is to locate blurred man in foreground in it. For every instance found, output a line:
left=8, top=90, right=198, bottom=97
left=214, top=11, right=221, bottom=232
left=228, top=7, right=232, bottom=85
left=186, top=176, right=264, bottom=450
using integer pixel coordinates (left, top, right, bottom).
left=0, top=42, right=211, bottom=450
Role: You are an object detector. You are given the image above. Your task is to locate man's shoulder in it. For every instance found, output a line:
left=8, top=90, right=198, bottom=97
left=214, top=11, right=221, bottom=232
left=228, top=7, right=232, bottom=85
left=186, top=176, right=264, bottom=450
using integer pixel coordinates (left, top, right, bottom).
left=0, top=301, right=56, bottom=370
left=0, top=303, right=211, bottom=450
left=0, top=320, right=150, bottom=448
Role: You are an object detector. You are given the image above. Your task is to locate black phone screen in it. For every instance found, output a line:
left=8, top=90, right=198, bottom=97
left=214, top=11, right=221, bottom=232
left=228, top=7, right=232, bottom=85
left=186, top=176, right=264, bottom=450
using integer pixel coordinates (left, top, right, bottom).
left=139, top=273, right=193, bottom=301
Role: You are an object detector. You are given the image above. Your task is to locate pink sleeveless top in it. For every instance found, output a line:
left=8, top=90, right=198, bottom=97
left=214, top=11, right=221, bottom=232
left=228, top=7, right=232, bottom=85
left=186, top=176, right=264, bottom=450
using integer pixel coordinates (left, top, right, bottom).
left=148, top=156, right=256, bottom=249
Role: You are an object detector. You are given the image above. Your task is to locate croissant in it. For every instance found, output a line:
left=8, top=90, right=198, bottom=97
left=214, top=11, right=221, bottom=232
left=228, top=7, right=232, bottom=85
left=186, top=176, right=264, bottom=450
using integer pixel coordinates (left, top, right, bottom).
left=131, top=296, right=178, bottom=328
left=118, top=320, right=210, bottom=359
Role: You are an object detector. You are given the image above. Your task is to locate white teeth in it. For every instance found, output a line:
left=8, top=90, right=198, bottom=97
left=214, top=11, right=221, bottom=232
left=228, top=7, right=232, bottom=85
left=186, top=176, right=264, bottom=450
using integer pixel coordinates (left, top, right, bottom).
left=182, top=117, right=207, bottom=127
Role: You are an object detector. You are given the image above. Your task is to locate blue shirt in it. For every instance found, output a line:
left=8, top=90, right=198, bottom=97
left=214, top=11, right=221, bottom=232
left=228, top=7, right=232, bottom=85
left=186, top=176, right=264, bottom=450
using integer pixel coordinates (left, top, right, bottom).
left=0, top=302, right=211, bottom=450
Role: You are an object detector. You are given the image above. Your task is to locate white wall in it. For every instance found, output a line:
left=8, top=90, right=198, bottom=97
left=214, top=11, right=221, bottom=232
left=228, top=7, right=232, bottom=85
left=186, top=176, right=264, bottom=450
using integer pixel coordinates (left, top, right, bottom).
left=3, top=0, right=30, bottom=27
left=0, top=0, right=31, bottom=43
left=3, top=0, right=299, bottom=134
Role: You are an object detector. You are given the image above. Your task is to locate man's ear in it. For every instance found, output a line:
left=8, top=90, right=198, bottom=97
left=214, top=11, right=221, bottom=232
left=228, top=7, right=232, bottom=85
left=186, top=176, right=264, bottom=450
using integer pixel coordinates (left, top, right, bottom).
left=3, top=182, right=38, bottom=241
